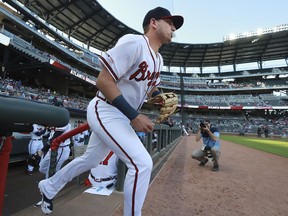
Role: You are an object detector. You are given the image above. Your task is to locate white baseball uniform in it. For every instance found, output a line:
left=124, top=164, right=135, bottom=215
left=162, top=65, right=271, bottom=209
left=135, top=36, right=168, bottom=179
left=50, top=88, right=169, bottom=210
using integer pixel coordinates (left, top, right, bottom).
left=39, top=123, right=71, bottom=179
left=39, top=34, right=162, bottom=216
left=72, top=132, right=85, bottom=147
left=27, top=124, right=45, bottom=172
left=88, top=151, right=118, bottom=188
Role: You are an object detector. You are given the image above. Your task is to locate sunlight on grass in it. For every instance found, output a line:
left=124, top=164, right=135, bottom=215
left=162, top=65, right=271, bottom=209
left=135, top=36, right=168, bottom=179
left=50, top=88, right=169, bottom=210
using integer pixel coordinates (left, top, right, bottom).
left=220, top=135, right=288, bottom=158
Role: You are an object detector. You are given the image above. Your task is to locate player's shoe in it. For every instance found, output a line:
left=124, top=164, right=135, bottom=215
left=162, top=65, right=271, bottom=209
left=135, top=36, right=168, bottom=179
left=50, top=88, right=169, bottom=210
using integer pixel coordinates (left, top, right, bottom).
left=199, top=158, right=208, bottom=166
left=26, top=170, right=33, bottom=176
left=33, top=200, right=42, bottom=207
left=38, top=180, right=53, bottom=214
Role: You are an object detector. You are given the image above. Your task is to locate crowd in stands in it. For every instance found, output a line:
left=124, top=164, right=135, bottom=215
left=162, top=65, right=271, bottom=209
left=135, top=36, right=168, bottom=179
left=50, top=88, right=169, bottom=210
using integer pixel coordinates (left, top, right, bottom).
left=0, top=78, right=90, bottom=110
left=172, top=114, right=288, bottom=137
left=1, top=77, right=287, bottom=137
left=184, top=94, right=288, bottom=107
left=160, top=71, right=288, bottom=91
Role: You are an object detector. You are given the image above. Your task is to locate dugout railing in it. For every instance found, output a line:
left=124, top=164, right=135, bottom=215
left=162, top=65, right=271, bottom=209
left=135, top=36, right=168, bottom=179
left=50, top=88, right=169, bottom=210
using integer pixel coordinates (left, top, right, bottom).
left=116, top=124, right=182, bottom=191
left=45, top=123, right=182, bottom=191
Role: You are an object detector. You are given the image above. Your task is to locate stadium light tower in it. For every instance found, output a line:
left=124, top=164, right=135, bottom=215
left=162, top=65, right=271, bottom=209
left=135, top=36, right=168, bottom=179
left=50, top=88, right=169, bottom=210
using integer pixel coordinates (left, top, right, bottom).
left=223, top=24, right=288, bottom=41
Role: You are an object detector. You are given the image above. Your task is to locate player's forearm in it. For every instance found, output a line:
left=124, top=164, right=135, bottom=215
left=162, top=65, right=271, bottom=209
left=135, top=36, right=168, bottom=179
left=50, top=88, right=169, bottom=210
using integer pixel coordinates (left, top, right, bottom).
left=96, top=67, right=121, bottom=102
left=97, top=67, right=139, bottom=121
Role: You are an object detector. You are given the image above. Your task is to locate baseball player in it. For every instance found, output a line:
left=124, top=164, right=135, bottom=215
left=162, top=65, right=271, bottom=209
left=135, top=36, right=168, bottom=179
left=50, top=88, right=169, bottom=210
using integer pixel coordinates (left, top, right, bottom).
left=87, top=151, right=118, bottom=189
left=38, top=122, right=72, bottom=178
left=26, top=124, right=46, bottom=175
left=72, top=121, right=86, bottom=147
left=38, top=7, right=184, bottom=216
left=34, top=123, right=71, bottom=207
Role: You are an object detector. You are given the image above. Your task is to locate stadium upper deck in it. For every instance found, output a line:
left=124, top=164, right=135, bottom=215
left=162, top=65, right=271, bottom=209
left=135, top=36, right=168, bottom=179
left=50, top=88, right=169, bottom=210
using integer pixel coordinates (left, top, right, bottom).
left=0, top=0, right=287, bottom=106
left=4, top=0, right=288, bottom=72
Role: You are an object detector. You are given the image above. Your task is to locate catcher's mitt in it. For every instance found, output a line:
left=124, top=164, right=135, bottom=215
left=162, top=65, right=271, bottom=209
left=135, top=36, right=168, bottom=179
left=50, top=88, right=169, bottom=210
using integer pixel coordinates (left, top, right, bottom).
left=147, top=92, right=178, bottom=123
left=26, top=153, right=41, bottom=167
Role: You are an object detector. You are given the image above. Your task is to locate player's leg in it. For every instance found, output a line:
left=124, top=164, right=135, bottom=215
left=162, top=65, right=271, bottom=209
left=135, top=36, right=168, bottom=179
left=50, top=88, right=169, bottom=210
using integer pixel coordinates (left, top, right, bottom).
left=39, top=150, right=51, bottom=178
left=39, top=131, right=110, bottom=200
left=27, top=140, right=38, bottom=172
left=90, top=104, right=153, bottom=216
left=55, top=146, right=70, bottom=173
left=37, top=140, right=44, bottom=151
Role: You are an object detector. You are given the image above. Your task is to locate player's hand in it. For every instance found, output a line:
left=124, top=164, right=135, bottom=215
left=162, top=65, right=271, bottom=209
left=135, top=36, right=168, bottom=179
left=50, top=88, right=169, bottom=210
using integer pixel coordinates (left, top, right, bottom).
left=131, top=114, right=154, bottom=133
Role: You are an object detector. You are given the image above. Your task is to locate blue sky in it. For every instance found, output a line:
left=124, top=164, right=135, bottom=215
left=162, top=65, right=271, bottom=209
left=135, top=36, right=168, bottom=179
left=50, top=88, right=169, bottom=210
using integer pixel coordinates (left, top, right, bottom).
left=98, top=0, right=288, bottom=44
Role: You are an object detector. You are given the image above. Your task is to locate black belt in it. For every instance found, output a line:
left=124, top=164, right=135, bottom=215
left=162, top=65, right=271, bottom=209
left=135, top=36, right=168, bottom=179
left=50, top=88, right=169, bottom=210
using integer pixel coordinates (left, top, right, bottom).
left=59, top=144, right=70, bottom=148
left=90, top=172, right=117, bottom=182
left=32, top=138, right=42, bottom=141
left=96, top=91, right=111, bottom=105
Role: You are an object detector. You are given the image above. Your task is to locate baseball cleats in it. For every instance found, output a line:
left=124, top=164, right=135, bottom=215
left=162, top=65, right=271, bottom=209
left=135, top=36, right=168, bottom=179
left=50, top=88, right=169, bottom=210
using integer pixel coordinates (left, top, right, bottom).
left=26, top=170, right=33, bottom=176
left=33, top=200, right=42, bottom=207
left=199, top=158, right=208, bottom=166
left=38, top=180, right=53, bottom=214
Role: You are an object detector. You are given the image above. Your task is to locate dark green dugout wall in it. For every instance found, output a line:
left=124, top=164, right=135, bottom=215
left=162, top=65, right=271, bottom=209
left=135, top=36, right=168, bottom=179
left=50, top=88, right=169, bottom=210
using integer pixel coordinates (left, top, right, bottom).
left=0, top=96, right=70, bottom=131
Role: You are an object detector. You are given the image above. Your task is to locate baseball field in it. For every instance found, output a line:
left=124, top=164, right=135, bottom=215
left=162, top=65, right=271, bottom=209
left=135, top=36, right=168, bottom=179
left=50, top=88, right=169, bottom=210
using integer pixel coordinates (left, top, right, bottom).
left=113, top=134, right=288, bottom=216
left=220, top=134, right=288, bottom=158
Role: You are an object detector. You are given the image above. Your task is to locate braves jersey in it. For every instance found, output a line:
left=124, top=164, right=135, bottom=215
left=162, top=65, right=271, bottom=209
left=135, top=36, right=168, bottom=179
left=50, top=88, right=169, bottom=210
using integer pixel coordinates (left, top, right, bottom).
left=30, top=124, right=45, bottom=140
left=56, top=123, right=71, bottom=147
left=73, top=132, right=85, bottom=147
left=99, top=34, right=162, bottom=110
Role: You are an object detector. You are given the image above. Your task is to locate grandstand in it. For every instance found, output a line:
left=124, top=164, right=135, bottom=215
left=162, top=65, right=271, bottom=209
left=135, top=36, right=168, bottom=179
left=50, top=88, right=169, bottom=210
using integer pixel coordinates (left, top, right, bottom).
left=0, top=0, right=287, bottom=139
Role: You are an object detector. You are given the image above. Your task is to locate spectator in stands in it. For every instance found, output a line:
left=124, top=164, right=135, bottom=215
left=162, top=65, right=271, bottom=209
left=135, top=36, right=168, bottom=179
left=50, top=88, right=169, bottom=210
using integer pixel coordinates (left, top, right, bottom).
left=62, top=97, right=69, bottom=107
left=52, top=96, right=63, bottom=107
left=257, top=126, right=262, bottom=137
left=191, top=119, right=220, bottom=172
left=264, top=125, right=269, bottom=138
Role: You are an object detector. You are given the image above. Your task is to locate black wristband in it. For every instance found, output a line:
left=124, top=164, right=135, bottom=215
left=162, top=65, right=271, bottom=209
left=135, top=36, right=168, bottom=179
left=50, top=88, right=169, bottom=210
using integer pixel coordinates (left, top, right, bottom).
left=152, top=90, right=161, bottom=97
left=112, top=95, right=139, bottom=121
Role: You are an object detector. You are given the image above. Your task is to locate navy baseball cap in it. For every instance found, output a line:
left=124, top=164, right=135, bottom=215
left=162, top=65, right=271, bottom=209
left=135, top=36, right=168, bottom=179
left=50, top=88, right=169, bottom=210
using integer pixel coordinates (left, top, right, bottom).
left=142, top=7, right=184, bottom=30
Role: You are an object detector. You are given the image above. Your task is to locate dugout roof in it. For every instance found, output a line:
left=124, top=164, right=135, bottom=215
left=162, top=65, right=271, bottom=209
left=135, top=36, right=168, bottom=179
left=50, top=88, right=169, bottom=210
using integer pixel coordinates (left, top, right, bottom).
left=10, top=0, right=288, bottom=70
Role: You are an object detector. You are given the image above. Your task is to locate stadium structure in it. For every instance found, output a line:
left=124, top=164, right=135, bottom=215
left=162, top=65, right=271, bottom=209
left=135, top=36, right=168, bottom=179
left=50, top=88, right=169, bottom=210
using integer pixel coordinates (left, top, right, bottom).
left=0, top=0, right=288, bottom=140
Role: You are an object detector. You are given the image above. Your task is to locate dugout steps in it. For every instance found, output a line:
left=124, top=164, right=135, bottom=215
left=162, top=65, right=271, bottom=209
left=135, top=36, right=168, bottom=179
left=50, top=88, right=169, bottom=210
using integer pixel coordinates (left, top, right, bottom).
left=11, top=136, right=183, bottom=216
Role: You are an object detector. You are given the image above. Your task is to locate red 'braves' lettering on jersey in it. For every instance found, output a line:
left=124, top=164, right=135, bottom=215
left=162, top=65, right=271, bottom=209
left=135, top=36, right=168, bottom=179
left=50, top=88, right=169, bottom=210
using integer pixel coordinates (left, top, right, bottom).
left=129, top=61, right=160, bottom=86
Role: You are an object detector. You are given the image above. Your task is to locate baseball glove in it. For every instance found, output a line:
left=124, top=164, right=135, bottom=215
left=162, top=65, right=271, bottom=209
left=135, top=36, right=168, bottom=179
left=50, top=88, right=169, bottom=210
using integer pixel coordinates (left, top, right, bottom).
left=147, top=92, right=178, bottom=123
left=26, top=153, right=41, bottom=167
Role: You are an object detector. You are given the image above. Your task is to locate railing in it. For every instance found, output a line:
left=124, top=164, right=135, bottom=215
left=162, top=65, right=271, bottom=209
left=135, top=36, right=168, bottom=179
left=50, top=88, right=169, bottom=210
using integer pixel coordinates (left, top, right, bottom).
left=116, top=124, right=182, bottom=191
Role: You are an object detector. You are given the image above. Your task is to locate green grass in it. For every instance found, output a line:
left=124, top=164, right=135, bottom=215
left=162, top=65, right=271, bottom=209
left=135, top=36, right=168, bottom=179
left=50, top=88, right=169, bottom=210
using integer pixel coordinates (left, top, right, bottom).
left=220, top=135, right=288, bottom=158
